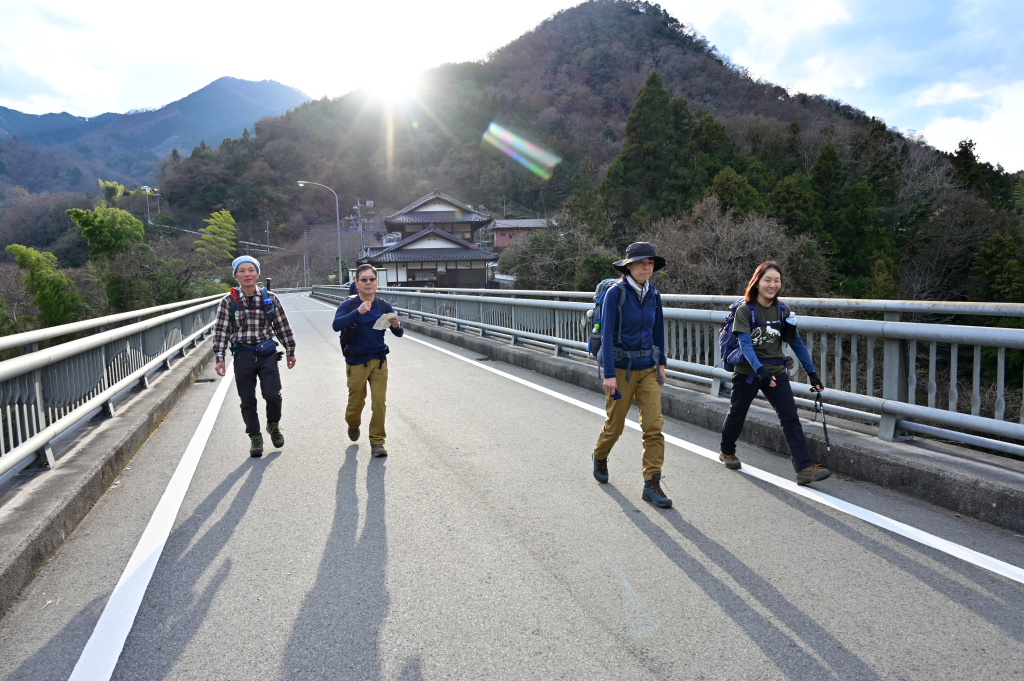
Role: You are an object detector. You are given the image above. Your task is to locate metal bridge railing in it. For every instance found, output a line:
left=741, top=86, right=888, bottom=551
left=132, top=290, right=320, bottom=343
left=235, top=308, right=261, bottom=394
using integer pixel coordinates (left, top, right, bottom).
left=0, top=295, right=223, bottom=486
left=312, top=285, right=1024, bottom=457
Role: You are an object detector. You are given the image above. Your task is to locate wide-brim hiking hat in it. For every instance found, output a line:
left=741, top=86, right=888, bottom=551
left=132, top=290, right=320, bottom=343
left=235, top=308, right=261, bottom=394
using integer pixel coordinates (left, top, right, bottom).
left=613, top=242, right=666, bottom=274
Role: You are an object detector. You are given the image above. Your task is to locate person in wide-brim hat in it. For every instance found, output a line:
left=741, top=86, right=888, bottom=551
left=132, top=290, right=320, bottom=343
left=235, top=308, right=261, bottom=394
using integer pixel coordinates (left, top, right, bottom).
left=612, top=241, right=666, bottom=275
left=592, top=241, right=672, bottom=509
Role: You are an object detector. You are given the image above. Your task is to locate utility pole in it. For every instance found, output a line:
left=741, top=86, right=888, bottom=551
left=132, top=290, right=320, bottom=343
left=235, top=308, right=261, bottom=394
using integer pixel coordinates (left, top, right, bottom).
left=266, top=220, right=270, bottom=251
left=303, top=229, right=309, bottom=287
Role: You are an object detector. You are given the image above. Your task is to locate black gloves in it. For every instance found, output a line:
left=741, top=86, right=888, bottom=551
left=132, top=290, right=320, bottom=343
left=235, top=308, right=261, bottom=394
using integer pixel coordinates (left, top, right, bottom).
left=756, top=366, right=773, bottom=383
left=808, top=372, right=824, bottom=391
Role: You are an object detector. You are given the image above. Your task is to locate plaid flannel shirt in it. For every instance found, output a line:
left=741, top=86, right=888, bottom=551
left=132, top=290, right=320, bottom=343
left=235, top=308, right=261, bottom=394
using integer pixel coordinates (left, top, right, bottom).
left=212, top=289, right=296, bottom=361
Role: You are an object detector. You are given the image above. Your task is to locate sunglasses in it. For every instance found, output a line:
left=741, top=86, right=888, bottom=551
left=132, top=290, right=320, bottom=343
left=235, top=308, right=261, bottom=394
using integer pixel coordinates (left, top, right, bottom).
left=358, top=277, right=377, bottom=283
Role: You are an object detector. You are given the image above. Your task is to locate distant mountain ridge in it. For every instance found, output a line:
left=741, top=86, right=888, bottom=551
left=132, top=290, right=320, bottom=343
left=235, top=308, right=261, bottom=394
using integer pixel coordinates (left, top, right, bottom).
left=0, top=77, right=310, bottom=192
left=0, top=77, right=309, bottom=152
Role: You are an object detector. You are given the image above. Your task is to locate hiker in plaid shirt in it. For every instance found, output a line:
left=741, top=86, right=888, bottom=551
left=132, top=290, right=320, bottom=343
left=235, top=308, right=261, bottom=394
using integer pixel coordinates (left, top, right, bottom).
left=213, top=256, right=297, bottom=457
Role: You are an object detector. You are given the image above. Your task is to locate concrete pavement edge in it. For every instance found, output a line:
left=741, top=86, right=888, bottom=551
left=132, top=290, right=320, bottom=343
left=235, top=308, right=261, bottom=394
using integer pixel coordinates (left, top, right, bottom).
left=397, top=316, right=1024, bottom=534
left=0, top=340, right=214, bottom=620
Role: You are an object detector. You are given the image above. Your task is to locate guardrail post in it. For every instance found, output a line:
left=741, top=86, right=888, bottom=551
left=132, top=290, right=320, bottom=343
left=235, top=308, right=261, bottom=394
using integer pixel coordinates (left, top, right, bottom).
left=879, top=311, right=912, bottom=441
left=26, top=342, right=56, bottom=469
left=710, top=304, right=724, bottom=397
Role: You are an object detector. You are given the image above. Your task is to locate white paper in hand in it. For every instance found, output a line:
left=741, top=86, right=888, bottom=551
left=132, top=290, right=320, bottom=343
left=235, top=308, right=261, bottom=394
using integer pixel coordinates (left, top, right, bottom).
left=373, top=313, right=397, bottom=330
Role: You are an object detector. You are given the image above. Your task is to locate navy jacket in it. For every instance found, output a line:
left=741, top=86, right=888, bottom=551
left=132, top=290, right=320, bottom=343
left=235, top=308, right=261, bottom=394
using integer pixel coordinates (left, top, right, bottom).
left=600, top=281, right=665, bottom=379
left=333, top=296, right=404, bottom=365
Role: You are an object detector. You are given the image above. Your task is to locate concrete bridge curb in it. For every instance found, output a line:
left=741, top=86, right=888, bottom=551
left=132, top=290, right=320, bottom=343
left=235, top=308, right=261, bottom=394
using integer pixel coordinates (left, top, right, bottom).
left=399, top=317, right=1024, bottom=534
left=0, top=340, right=214, bottom=619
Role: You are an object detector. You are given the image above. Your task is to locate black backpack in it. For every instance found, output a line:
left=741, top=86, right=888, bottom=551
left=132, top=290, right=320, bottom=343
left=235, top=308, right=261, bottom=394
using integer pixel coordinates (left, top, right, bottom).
left=338, top=295, right=359, bottom=351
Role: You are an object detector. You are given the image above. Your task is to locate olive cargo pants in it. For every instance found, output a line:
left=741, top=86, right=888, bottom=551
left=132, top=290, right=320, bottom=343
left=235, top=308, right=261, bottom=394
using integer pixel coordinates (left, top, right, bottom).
left=345, top=360, right=389, bottom=445
left=593, top=366, right=665, bottom=481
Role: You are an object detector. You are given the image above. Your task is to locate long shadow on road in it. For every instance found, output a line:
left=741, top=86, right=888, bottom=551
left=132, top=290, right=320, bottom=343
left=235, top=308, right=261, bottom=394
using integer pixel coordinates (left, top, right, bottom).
left=601, top=485, right=882, bottom=681
left=740, top=475, right=1024, bottom=646
left=5, top=454, right=278, bottom=681
left=279, top=444, right=389, bottom=681
left=113, top=452, right=280, bottom=680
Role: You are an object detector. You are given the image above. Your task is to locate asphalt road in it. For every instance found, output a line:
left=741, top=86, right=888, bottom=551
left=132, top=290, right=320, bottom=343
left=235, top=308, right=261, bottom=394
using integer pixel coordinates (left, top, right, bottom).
left=2, top=292, right=1024, bottom=680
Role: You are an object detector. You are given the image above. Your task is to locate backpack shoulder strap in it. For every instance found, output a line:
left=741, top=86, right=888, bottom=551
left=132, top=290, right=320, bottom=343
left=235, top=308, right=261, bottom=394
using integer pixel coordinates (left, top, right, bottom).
left=615, top=280, right=628, bottom=346
left=777, top=300, right=786, bottom=321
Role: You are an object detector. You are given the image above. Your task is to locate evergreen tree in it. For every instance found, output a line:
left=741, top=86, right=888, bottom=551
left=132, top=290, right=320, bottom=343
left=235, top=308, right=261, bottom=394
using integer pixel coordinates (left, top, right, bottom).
left=971, top=232, right=1024, bottom=303
left=5, top=245, right=88, bottom=328
left=673, top=108, right=737, bottom=209
left=195, top=210, right=238, bottom=264
left=66, top=205, right=145, bottom=259
left=810, top=139, right=845, bottom=250
left=598, top=70, right=674, bottom=245
left=708, top=167, right=762, bottom=218
left=769, top=174, right=820, bottom=235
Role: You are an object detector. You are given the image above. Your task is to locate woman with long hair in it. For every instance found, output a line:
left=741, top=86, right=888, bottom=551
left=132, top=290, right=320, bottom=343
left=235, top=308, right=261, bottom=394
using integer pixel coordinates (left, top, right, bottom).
left=592, top=242, right=672, bottom=508
left=719, top=261, right=831, bottom=485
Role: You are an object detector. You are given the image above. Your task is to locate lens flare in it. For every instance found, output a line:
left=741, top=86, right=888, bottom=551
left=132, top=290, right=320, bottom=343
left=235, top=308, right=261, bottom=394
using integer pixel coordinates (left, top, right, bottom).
left=482, top=122, right=561, bottom=180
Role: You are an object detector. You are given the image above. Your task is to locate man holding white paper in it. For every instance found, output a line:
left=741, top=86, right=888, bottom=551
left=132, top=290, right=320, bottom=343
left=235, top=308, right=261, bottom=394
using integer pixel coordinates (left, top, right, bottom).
left=332, top=264, right=403, bottom=457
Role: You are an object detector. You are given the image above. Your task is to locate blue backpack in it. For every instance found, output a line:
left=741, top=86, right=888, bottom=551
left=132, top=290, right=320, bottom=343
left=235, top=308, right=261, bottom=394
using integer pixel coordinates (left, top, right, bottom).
left=718, top=298, right=787, bottom=371
left=587, top=279, right=627, bottom=358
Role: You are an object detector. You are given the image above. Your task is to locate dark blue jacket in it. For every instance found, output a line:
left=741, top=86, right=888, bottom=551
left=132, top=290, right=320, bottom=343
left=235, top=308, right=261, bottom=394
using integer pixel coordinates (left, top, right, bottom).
left=333, top=296, right=404, bottom=366
left=600, top=281, right=665, bottom=379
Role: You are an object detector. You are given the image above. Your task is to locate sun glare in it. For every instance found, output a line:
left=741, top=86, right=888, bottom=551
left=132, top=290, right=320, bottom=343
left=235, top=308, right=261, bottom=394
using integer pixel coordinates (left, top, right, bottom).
left=364, top=69, right=419, bottom=103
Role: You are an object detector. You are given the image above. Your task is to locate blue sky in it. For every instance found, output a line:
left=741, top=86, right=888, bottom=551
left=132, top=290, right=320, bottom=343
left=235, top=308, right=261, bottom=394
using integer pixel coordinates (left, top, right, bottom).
left=0, top=0, right=1021, bottom=171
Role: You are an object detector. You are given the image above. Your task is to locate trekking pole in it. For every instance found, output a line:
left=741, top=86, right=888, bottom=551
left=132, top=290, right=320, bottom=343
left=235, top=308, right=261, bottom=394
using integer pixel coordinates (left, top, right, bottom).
left=813, top=392, right=831, bottom=453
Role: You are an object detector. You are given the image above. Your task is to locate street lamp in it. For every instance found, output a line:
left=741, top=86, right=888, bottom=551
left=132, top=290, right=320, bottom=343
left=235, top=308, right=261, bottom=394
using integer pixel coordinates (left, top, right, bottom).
left=297, top=181, right=343, bottom=285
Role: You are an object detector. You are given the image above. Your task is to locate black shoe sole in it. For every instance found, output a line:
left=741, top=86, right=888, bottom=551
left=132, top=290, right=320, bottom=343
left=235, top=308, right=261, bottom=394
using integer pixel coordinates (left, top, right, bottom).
left=347, top=429, right=359, bottom=442
left=250, top=449, right=263, bottom=458
left=270, top=437, right=285, bottom=448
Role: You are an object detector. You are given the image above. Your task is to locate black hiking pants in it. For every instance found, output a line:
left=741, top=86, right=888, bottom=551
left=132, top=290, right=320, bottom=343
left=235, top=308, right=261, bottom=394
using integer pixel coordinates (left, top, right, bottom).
left=720, top=371, right=814, bottom=472
left=233, top=350, right=282, bottom=435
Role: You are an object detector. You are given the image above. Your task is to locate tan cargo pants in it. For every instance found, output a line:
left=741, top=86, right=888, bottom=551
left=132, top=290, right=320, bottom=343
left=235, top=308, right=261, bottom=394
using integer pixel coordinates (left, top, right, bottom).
left=593, top=366, right=665, bottom=481
left=345, top=360, right=389, bottom=445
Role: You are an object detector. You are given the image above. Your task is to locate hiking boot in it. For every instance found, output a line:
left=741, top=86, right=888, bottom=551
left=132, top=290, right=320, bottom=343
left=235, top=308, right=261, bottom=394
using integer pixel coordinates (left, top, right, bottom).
left=593, top=455, right=609, bottom=484
left=719, top=451, right=742, bottom=470
left=249, top=434, right=264, bottom=458
left=371, top=444, right=388, bottom=458
left=795, top=464, right=831, bottom=486
left=267, top=422, right=284, bottom=448
left=347, top=426, right=360, bottom=442
left=642, top=474, right=672, bottom=509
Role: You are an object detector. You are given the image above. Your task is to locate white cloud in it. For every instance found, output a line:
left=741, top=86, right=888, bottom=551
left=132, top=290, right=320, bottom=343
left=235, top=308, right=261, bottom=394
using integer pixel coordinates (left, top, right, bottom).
left=915, top=82, right=986, bottom=106
left=920, top=81, right=1024, bottom=171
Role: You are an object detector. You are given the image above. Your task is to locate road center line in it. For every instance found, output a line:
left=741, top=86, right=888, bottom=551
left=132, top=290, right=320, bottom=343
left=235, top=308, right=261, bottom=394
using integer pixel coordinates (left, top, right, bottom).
left=69, top=365, right=236, bottom=681
left=404, top=334, right=1024, bottom=586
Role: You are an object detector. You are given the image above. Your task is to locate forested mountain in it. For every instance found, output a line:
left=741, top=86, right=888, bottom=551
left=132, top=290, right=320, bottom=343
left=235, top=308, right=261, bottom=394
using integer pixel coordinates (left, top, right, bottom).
left=0, top=108, right=120, bottom=145
left=158, top=0, right=1023, bottom=304
left=0, top=77, right=309, bottom=194
left=160, top=0, right=879, bottom=222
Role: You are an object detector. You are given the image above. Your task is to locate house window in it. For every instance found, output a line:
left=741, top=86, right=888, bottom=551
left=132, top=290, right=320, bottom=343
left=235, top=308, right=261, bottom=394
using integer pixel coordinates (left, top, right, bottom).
left=407, top=268, right=437, bottom=281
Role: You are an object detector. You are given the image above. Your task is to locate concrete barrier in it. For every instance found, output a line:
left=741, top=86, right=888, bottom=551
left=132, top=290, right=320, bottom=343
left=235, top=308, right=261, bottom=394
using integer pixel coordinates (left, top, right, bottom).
left=0, top=340, right=214, bottom=618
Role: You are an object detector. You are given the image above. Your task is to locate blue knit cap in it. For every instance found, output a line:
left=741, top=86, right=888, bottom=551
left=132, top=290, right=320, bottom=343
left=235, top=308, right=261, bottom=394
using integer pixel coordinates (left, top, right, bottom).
left=232, top=255, right=260, bottom=275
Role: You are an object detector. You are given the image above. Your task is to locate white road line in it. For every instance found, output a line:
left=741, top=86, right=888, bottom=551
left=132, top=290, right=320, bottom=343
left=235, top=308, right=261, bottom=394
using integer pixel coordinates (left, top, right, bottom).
left=405, top=334, right=1024, bottom=586
left=69, top=366, right=236, bottom=681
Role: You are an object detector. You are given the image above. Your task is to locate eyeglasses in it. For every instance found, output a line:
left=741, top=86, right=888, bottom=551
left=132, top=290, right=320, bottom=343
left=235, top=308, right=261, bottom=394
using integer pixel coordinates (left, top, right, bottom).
left=358, top=278, right=377, bottom=283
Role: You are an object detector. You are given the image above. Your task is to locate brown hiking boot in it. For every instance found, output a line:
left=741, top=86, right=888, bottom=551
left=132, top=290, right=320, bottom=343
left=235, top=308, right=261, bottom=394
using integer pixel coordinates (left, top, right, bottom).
left=371, top=444, right=388, bottom=458
left=719, top=452, right=741, bottom=470
left=795, top=464, right=831, bottom=486
left=347, top=426, right=359, bottom=442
